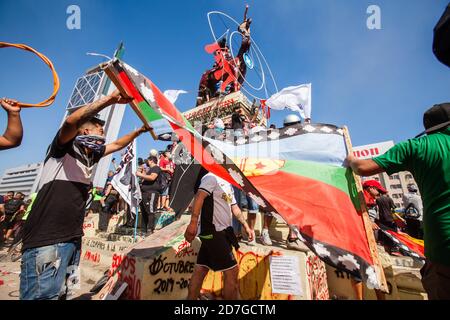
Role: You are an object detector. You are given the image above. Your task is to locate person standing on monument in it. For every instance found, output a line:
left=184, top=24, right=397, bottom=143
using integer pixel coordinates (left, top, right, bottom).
left=184, top=172, right=254, bottom=300
left=136, top=156, right=161, bottom=235
left=19, top=89, right=149, bottom=300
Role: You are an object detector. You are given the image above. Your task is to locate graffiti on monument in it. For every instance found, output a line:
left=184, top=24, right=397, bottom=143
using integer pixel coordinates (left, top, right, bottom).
left=109, top=253, right=141, bottom=300
left=148, top=254, right=195, bottom=294
left=306, top=254, right=329, bottom=300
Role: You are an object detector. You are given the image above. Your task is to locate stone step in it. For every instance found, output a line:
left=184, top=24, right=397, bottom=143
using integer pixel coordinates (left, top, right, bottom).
left=81, top=236, right=132, bottom=270
left=106, top=233, right=144, bottom=244
left=80, top=260, right=109, bottom=284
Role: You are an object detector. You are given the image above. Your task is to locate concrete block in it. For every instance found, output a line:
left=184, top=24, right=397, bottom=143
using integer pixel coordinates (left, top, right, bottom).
left=107, top=215, right=329, bottom=300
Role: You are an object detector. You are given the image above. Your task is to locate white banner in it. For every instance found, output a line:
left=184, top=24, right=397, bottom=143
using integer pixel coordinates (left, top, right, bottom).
left=111, top=139, right=141, bottom=216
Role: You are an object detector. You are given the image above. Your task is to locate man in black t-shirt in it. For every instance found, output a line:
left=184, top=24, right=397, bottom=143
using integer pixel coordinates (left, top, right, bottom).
left=20, top=90, right=149, bottom=300
left=376, top=194, right=397, bottom=230
left=136, top=156, right=161, bottom=235
left=2, top=192, right=25, bottom=241
left=376, top=193, right=402, bottom=256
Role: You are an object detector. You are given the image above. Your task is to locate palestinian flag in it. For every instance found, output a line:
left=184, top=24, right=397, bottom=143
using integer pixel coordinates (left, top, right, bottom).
left=104, top=60, right=383, bottom=290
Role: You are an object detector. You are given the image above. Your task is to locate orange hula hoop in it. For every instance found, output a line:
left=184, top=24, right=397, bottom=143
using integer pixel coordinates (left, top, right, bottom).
left=0, top=42, right=60, bottom=108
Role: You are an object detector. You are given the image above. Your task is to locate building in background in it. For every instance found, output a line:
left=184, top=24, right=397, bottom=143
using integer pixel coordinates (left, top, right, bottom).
left=60, top=43, right=127, bottom=188
left=353, top=141, right=419, bottom=208
left=0, top=163, right=43, bottom=197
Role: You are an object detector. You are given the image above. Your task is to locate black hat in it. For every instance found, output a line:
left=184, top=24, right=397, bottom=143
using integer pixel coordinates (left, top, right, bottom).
left=416, top=103, right=450, bottom=137
left=87, top=114, right=106, bottom=126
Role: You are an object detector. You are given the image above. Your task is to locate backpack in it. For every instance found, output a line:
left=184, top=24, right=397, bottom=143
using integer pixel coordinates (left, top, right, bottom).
left=157, top=171, right=169, bottom=193
left=4, top=199, right=22, bottom=215
left=404, top=203, right=421, bottom=220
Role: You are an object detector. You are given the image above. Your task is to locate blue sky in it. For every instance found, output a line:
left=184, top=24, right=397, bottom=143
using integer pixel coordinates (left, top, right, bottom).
left=1, top=0, right=449, bottom=175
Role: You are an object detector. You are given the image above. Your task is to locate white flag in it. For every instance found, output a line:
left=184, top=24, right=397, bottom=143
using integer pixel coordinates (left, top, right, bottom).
left=265, top=83, right=312, bottom=120
left=163, top=89, right=188, bottom=104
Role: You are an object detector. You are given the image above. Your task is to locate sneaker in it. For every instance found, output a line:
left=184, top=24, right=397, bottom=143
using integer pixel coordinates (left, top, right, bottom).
left=286, top=238, right=309, bottom=252
left=260, top=229, right=272, bottom=246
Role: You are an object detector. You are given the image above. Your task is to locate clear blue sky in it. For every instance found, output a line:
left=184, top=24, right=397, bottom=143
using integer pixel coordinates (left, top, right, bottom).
left=1, top=0, right=449, bottom=175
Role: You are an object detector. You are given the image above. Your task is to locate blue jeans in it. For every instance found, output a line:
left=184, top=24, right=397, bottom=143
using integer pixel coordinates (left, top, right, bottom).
left=232, top=186, right=260, bottom=234
left=20, top=241, right=81, bottom=300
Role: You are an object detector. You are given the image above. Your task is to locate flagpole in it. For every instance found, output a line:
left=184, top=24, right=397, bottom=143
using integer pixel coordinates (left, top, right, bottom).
left=342, top=126, right=388, bottom=293
left=133, top=135, right=139, bottom=242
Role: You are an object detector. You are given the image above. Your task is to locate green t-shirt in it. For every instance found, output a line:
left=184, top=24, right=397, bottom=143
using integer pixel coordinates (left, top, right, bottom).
left=373, top=127, right=450, bottom=266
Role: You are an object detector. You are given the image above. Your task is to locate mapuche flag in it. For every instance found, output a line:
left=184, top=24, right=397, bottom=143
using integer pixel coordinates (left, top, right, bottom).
left=104, top=59, right=384, bottom=290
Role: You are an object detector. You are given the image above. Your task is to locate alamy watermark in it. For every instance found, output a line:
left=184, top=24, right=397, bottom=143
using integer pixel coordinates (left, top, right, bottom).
left=66, top=5, right=81, bottom=30
left=367, top=5, right=382, bottom=30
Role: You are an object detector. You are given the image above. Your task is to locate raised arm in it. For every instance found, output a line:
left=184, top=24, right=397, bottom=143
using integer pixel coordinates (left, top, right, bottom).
left=104, top=126, right=148, bottom=156
left=59, top=90, right=132, bottom=145
left=243, top=5, right=249, bottom=21
left=0, top=98, right=23, bottom=150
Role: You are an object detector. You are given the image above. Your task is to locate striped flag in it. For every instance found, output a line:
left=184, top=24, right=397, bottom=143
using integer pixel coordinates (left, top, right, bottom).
left=104, top=60, right=384, bottom=290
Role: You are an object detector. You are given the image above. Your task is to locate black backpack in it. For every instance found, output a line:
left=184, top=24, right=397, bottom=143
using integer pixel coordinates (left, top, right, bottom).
left=157, top=171, right=169, bottom=193
left=404, top=203, right=421, bottom=220
left=4, top=199, right=22, bottom=215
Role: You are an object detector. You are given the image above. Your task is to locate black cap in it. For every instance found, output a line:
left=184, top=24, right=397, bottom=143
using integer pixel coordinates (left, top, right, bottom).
left=87, top=115, right=106, bottom=126
left=416, top=103, right=450, bottom=137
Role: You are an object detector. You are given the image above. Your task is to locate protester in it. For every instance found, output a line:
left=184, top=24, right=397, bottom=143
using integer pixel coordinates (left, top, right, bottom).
left=0, top=98, right=23, bottom=151
left=231, top=106, right=249, bottom=132
left=19, top=89, right=149, bottom=300
left=2, top=192, right=25, bottom=242
left=136, top=156, right=161, bottom=235
left=345, top=102, right=450, bottom=300
left=231, top=189, right=261, bottom=244
left=375, top=188, right=401, bottom=256
left=184, top=172, right=254, bottom=300
left=98, top=179, right=120, bottom=232
left=87, top=186, right=104, bottom=214
left=403, top=184, right=424, bottom=239
left=10, top=192, right=37, bottom=247
left=159, top=151, right=175, bottom=211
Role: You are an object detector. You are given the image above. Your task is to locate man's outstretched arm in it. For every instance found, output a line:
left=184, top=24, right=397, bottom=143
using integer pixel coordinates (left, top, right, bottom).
left=104, top=126, right=148, bottom=156
left=345, top=155, right=385, bottom=176
left=0, top=98, right=22, bottom=150
left=59, top=90, right=132, bottom=145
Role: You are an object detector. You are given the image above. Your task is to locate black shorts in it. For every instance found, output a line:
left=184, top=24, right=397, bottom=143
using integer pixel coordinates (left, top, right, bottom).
left=197, top=230, right=238, bottom=272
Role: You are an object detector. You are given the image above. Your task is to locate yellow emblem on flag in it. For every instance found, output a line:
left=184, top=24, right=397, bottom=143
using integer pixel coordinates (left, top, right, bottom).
left=232, top=158, right=285, bottom=177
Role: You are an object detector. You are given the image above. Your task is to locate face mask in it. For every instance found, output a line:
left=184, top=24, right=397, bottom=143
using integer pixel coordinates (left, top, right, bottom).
left=75, top=134, right=106, bottom=157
